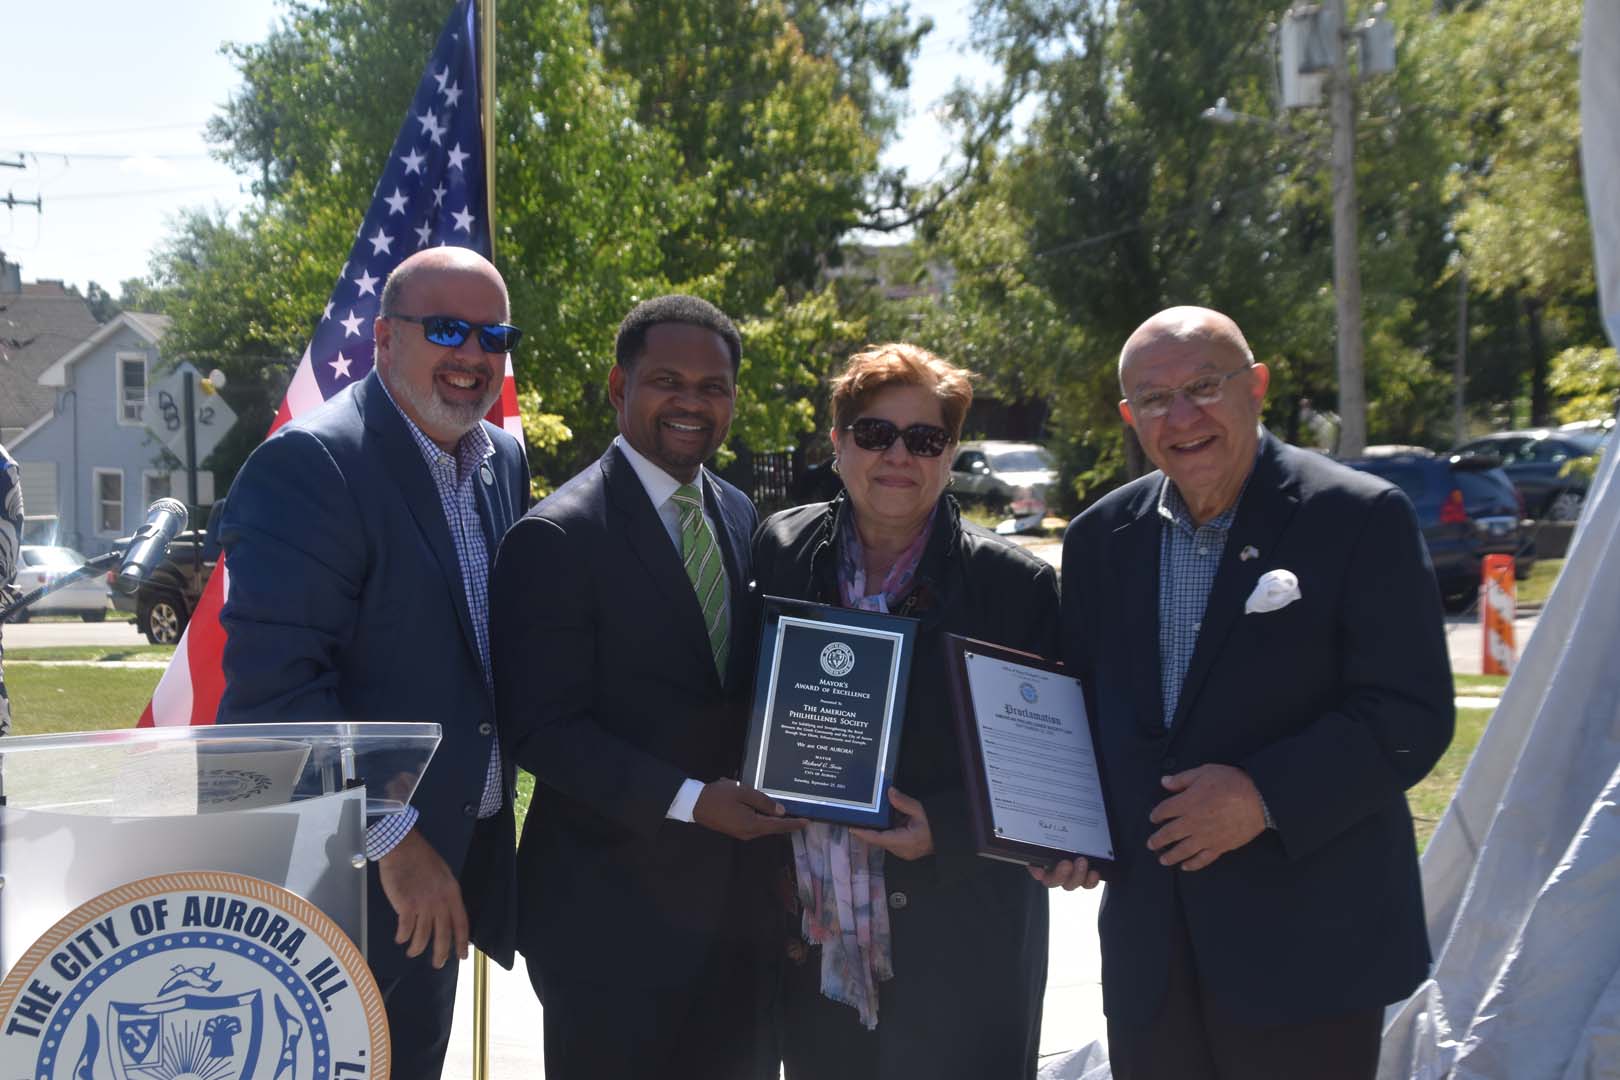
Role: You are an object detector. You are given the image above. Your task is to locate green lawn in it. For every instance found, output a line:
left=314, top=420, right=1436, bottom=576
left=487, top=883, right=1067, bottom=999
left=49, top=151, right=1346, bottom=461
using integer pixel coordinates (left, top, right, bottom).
left=1453, top=673, right=1507, bottom=696
left=1517, top=558, right=1563, bottom=607
left=7, top=664, right=163, bottom=736
left=1408, top=706, right=1492, bottom=851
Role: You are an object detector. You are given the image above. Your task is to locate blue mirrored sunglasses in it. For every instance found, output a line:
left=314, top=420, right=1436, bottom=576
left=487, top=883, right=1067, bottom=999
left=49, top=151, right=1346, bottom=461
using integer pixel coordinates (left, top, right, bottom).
left=389, top=313, right=523, bottom=353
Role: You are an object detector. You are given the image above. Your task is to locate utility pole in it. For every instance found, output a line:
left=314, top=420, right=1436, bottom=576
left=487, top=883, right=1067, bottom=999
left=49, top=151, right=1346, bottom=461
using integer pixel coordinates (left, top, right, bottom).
left=1454, top=266, right=1468, bottom=442
left=1326, top=0, right=1367, bottom=457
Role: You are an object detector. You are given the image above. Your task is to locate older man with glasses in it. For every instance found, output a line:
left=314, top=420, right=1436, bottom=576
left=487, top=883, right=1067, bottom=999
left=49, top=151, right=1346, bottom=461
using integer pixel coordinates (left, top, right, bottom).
left=1037, top=306, right=1454, bottom=1079
left=216, top=247, right=530, bottom=1080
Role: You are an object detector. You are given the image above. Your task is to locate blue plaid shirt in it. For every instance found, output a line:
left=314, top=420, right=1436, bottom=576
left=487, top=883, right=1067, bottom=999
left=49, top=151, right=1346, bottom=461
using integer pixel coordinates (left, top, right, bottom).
left=1156, top=480, right=1238, bottom=726
left=366, top=382, right=503, bottom=860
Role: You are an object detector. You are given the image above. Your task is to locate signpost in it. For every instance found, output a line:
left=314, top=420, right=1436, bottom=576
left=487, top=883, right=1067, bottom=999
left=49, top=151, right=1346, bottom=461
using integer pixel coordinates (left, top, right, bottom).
left=146, top=367, right=237, bottom=507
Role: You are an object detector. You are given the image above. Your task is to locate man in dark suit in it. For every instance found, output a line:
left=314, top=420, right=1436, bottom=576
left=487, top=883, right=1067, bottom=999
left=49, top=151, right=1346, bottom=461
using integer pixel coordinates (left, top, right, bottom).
left=490, top=295, right=803, bottom=1080
left=217, top=247, right=530, bottom=1080
left=1040, top=307, right=1454, bottom=1078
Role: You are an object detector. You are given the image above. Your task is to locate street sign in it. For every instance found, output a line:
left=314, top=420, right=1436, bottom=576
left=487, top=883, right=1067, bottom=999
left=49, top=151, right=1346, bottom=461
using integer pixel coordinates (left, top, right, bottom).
left=147, top=368, right=238, bottom=466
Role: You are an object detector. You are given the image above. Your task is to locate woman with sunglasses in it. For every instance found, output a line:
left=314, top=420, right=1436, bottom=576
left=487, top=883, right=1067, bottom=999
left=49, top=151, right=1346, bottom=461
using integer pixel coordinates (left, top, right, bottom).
left=754, top=343, right=1059, bottom=1079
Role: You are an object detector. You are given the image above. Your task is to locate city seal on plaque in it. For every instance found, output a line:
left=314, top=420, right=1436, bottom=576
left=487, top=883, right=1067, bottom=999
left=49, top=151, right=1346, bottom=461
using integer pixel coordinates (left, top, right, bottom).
left=819, top=642, right=857, bottom=678
left=0, top=871, right=388, bottom=1080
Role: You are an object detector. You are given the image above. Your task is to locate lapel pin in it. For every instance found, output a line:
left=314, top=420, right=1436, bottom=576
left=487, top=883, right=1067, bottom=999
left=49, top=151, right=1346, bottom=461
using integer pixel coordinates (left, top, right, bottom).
left=479, top=463, right=494, bottom=487
left=1239, top=545, right=1259, bottom=562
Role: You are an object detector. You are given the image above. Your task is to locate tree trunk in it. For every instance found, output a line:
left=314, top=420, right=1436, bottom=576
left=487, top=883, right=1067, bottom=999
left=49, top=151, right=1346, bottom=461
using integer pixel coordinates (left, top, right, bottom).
left=1525, top=295, right=1550, bottom=427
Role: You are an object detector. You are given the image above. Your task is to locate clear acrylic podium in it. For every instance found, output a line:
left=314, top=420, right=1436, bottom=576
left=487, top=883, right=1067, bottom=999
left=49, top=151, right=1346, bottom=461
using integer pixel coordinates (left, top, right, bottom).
left=0, top=722, right=440, bottom=980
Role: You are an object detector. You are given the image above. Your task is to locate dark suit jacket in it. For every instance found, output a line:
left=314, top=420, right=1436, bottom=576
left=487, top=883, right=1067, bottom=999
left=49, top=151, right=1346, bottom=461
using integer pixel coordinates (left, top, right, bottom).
left=217, top=370, right=530, bottom=974
left=490, top=443, right=763, bottom=988
left=1061, top=432, right=1454, bottom=1028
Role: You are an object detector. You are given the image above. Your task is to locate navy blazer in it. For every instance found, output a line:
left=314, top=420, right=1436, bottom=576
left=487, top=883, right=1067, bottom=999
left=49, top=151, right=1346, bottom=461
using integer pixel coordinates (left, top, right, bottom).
left=490, top=443, right=766, bottom=988
left=217, top=370, right=530, bottom=973
left=1061, top=432, right=1454, bottom=1027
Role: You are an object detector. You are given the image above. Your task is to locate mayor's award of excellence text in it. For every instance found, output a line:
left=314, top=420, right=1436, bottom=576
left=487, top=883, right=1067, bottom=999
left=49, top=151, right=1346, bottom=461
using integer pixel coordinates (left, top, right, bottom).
left=744, top=598, right=916, bottom=828
left=960, top=648, right=1114, bottom=866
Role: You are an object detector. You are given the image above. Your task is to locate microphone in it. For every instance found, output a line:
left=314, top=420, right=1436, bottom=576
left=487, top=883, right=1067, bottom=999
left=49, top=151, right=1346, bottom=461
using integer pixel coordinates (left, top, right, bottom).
left=115, top=498, right=189, bottom=595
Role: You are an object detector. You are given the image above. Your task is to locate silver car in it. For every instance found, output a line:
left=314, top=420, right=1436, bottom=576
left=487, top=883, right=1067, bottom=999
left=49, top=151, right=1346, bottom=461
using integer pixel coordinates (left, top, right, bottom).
left=949, top=441, right=1058, bottom=513
left=11, top=545, right=112, bottom=621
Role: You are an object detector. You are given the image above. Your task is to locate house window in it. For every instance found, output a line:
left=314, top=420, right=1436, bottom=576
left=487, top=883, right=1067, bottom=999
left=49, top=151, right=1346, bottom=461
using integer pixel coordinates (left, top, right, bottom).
left=94, top=468, right=124, bottom=535
left=143, top=471, right=172, bottom=505
left=117, top=354, right=147, bottom=425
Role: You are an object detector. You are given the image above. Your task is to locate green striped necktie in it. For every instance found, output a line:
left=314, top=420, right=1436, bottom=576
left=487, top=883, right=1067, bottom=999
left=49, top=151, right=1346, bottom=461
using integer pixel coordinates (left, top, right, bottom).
left=672, top=482, right=729, bottom=678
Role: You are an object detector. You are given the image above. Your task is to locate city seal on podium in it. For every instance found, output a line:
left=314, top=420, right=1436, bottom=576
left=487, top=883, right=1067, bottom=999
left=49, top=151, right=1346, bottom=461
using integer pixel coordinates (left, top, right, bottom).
left=0, top=871, right=388, bottom=1080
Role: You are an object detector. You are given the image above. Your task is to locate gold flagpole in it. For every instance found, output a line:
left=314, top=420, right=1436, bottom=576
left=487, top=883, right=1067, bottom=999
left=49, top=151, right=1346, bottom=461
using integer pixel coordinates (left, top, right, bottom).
left=472, top=3, right=497, bottom=1077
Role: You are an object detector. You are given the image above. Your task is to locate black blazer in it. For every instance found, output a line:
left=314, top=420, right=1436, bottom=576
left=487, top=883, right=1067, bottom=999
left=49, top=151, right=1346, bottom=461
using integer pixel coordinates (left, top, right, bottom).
left=1061, top=432, right=1454, bottom=1028
left=490, top=443, right=763, bottom=988
left=217, top=370, right=530, bottom=973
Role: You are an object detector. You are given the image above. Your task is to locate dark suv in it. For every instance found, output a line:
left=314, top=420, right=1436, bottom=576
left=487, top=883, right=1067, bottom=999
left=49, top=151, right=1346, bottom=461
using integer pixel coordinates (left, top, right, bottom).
left=1342, top=449, right=1533, bottom=612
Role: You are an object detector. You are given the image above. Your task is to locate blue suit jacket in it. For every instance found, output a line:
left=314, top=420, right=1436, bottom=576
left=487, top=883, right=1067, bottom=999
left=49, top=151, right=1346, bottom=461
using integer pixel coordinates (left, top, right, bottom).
left=490, top=443, right=767, bottom=988
left=217, top=370, right=529, bottom=973
left=1061, top=432, right=1454, bottom=1027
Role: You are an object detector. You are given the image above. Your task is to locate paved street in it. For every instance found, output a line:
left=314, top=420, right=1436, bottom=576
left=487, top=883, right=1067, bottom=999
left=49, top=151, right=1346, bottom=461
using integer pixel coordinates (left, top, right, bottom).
left=3, top=617, right=146, bottom=648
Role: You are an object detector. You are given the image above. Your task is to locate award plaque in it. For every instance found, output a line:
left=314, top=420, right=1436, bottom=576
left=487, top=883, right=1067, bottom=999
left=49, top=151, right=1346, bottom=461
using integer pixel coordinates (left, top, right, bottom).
left=743, top=596, right=919, bottom=828
left=945, top=634, right=1116, bottom=874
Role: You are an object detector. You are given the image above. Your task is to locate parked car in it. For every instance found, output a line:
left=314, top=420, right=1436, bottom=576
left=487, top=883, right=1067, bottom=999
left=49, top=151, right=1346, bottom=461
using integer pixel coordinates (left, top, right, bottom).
left=1452, top=428, right=1608, bottom=522
left=949, top=441, right=1058, bottom=512
left=1343, top=449, right=1534, bottom=612
left=109, top=527, right=219, bottom=644
left=8, top=545, right=112, bottom=621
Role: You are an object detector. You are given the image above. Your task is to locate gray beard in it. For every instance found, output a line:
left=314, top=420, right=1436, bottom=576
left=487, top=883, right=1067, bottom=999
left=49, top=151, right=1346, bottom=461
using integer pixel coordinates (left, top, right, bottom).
left=388, top=370, right=499, bottom=441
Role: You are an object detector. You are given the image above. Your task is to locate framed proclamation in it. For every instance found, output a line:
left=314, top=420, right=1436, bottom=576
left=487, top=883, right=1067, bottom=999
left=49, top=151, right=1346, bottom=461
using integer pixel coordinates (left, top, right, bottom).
left=743, top=596, right=919, bottom=828
left=945, top=634, right=1117, bottom=874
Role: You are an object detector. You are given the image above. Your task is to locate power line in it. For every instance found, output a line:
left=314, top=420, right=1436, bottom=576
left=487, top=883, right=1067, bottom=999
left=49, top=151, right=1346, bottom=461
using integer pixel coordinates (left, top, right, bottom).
left=0, top=121, right=210, bottom=140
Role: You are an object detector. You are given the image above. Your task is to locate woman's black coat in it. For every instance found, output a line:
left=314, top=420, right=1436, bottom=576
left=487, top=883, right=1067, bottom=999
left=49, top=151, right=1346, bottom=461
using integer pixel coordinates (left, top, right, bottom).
left=753, top=493, right=1061, bottom=1080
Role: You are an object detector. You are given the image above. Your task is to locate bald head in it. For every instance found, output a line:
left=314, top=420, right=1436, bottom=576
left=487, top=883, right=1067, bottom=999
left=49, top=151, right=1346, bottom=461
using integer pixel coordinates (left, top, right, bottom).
left=1119, top=306, right=1253, bottom=394
left=380, top=247, right=508, bottom=320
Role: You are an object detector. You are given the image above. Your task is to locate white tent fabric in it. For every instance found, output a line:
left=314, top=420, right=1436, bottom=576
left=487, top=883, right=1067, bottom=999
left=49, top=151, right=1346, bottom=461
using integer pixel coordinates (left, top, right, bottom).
left=1378, top=4, right=1620, bottom=1076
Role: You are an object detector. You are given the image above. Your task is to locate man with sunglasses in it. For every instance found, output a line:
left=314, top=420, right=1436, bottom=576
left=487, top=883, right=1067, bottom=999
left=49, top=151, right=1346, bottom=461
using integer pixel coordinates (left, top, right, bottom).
left=217, top=247, right=531, bottom=1080
left=491, top=294, right=800, bottom=1080
left=1038, top=306, right=1453, bottom=1078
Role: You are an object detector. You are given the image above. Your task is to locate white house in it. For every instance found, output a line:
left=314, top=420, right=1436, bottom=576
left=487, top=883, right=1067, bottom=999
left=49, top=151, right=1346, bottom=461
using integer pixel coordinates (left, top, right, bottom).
left=12, top=311, right=216, bottom=556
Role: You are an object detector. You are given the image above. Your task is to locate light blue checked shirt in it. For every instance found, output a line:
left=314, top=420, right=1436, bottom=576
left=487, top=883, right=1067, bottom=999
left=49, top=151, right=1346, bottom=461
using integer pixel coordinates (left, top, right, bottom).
left=1156, top=480, right=1239, bottom=727
left=366, top=381, right=503, bottom=860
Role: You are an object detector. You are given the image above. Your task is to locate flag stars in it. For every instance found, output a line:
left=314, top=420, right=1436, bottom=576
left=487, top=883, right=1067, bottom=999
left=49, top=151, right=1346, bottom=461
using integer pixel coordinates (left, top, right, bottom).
left=322, top=301, right=334, bottom=322
left=446, top=143, right=470, bottom=171
left=431, top=182, right=448, bottom=207
left=383, top=188, right=409, bottom=216
left=414, top=222, right=433, bottom=248
left=369, top=227, right=395, bottom=256
left=339, top=310, right=365, bottom=337
left=451, top=206, right=476, bottom=233
left=433, top=65, right=450, bottom=93
left=443, top=82, right=463, bottom=108
left=416, top=109, right=447, bottom=146
left=400, top=147, right=427, bottom=175
left=330, top=352, right=354, bottom=380
left=354, top=269, right=380, bottom=297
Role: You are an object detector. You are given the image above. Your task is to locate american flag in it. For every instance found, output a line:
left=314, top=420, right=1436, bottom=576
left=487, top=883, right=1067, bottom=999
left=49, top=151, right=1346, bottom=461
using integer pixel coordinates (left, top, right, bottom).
left=140, top=0, right=518, bottom=727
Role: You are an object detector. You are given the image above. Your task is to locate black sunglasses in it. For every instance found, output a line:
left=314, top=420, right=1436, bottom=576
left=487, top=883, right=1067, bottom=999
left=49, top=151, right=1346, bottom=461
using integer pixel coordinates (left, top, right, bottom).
left=845, top=417, right=953, bottom=458
left=389, top=313, right=523, bottom=353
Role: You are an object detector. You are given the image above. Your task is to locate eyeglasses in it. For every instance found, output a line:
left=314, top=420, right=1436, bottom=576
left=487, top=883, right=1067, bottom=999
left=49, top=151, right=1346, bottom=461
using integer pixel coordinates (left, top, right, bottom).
left=388, top=313, right=523, bottom=353
left=844, top=417, right=953, bottom=458
left=1127, top=365, right=1254, bottom=419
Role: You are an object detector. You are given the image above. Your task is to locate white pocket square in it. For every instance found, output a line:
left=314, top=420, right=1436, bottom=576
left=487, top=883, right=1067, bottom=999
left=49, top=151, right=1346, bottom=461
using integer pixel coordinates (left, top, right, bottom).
left=1244, top=569, right=1301, bottom=614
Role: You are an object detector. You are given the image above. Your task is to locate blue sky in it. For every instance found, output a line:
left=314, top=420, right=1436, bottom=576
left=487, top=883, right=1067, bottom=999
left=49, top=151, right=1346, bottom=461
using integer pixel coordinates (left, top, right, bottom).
left=0, top=1, right=996, bottom=295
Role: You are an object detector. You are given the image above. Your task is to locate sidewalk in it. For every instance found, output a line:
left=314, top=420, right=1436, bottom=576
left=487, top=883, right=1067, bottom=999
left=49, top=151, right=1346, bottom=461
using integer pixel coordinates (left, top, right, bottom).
left=443, top=888, right=1106, bottom=1076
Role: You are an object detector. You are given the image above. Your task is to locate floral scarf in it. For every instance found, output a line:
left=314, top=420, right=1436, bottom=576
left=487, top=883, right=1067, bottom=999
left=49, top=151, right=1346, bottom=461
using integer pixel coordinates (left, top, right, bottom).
left=792, top=504, right=936, bottom=1029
